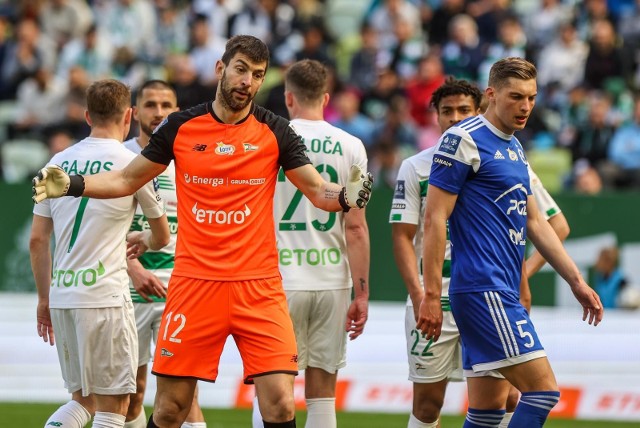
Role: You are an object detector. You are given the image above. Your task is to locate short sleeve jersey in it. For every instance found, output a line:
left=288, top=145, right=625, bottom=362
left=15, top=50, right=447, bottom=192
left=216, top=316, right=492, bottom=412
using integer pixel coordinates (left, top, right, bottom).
left=429, top=115, right=531, bottom=295
left=389, top=147, right=453, bottom=304
left=274, top=119, right=367, bottom=291
left=124, top=138, right=177, bottom=302
left=33, top=137, right=165, bottom=309
left=142, top=102, right=310, bottom=280
left=528, top=166, right=561, bottom=221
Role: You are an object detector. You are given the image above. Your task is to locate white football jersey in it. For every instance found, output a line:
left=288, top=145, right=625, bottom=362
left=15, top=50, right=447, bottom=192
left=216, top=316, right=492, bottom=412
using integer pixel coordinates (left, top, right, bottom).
left=389, top=146, right=452, bottom=306
left=528, top=166, right=561, bottom=220
left=274, top=119, right=367, bottom=291
left=124, top=138, right=177, bottom=302
left=33, top=137, right=165, bottom=309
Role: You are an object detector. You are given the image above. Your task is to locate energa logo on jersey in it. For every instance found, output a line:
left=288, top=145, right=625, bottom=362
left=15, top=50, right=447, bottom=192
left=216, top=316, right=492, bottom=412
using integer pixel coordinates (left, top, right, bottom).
left=52, top=261, right=106, bottom=287
left=192, top=202, right=251, bottom=224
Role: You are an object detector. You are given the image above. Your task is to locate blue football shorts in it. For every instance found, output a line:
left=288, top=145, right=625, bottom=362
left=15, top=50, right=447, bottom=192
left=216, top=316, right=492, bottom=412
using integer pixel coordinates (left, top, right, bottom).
left=450, top=289, right=546, bottom=374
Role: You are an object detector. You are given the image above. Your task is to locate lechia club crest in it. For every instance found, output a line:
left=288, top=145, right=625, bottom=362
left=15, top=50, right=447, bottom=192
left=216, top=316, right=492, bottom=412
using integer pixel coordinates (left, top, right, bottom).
left=215, top=142, right=235, bottom=155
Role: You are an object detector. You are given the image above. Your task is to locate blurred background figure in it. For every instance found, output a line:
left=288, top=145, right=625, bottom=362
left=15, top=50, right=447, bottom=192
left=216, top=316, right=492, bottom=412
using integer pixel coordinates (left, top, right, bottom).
left=593, top=246, right=628, bottom=309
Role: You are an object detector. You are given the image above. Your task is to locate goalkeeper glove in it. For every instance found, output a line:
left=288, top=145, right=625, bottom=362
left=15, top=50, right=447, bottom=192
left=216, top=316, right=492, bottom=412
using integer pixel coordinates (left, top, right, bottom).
left=32, top=165, right=85, bottom=204
left=339, top=164, right=373, bottom=211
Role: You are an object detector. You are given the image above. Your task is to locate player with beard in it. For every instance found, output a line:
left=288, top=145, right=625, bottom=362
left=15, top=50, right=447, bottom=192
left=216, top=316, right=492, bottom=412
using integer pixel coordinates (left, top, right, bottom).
left=122, top=80, right=206, bottom=428
left=31, top=35, right=373, bottom=428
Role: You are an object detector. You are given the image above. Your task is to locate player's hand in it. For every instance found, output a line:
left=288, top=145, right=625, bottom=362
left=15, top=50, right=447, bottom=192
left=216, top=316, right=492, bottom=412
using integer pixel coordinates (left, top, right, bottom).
left=345, top=295, right=368, bottom=340
left=32, top=165, right=71, bottom=203
left=37, top=300, right=55, bottom=346
left=343, top=165, right=373, bottom=209
left=570, top=282, right=604, bottom=326
left=416, top=295, right=443, bottom=342
left=127, top=258, right=167, bottom=301
left=126, top=230, right=153, bottom=259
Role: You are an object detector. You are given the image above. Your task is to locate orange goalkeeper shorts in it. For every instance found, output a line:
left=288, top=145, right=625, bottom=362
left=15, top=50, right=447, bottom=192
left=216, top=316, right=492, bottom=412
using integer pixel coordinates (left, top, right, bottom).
left=151, top=275, right=298, bottom=383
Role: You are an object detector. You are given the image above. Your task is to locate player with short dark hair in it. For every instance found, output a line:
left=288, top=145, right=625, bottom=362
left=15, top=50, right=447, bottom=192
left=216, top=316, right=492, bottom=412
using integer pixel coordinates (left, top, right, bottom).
left=30, top=79, right=170, bottom=428
left=32, top=35, right=373, bottom=428
left=416, top=58, right=602, bottom=428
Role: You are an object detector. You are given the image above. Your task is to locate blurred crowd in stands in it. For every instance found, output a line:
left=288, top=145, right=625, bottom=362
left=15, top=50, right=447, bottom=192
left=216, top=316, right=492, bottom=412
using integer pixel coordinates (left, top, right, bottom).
left=0, top=0, right=640, bottom=193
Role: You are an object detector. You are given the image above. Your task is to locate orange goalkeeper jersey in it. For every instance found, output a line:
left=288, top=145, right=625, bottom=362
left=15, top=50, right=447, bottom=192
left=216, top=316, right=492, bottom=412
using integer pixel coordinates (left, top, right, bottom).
left=142, top=102, right=310, bottom=280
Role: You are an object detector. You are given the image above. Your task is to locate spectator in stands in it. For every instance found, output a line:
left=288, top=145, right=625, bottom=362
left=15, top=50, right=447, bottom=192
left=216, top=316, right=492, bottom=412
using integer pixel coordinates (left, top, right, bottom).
left=56, top=24, right=112, bottom=82
left=575, top=0, right=615, bottom=41
left=427, top=0, right=466, bottom=47
left=95, top=0, right=157, bottom=61
left=0, top=16, right=57, bottom=100
left=567, top=91, right=617, bottom=173
left=166, top=54, right=216, bottom=109
left=155, top=1, right=190, bottom=56
left=478, top=14, right=528, bottom=87
left=39, top=0, right=93, bottom=52
left=45, top=127, right=75, bottom=156
left=521, top=0, right=573, bottom=55
left=294, top=21, right=335, bottom=68
left=360, top=67, right=405, bottom=122
left=366, top=0, right=421, bottom=52
left=467, top=0, right=513, bottom=46
left=537, top=20, right=589, bottom=93
left=9, top=64, right=67, bottom=139
left=382, top=15, right=428, bottom=81
left=583, top=19, right=625, bottom=90
left=371, top=94, right=418, bottom=156
left=405, top=54, right=445, bottom=128
left=348, top=23, right=381, bottom=94
left=572, top=159, right=604, bottom=195
left=594, top=247, right=628, bottom=308
left=441, top=14, right=484, bottom=83
left=227, top=0, right=296, bottom=62
left=188, top=13, right=225, bottom=86
left=607, top=94, right=640, bottom=188
left=331, top=87, right=376, bottom=149
left=191, top=0, right=242, bottom=41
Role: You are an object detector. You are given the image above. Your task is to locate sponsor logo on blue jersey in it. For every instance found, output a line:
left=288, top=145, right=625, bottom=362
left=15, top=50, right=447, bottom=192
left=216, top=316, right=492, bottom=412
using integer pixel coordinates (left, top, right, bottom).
left=440, top=134, right=462, bottom=155
left=394, top=180, right=405, bottom=199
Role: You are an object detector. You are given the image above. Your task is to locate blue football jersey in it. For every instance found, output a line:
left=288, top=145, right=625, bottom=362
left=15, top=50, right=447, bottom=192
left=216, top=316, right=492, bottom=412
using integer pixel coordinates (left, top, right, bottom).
left=429, top=115, right=531, bottom=295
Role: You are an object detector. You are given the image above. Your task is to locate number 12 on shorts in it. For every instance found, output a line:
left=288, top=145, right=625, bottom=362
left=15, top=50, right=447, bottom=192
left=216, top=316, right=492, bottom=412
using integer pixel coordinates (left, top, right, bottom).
left=163, top=312, right=186, bottom=343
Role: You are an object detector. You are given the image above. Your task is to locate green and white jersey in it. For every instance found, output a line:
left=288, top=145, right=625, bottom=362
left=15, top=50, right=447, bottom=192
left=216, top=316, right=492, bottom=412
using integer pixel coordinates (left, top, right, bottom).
left=528, top=165, right=561, bottom=221
left=124, top=138, right=178, bottom=303
left=33, top=137, right=165, bottom=309
left=274, top=119, right=367, bottom=291
left=389, top=147, right=452, bottom=309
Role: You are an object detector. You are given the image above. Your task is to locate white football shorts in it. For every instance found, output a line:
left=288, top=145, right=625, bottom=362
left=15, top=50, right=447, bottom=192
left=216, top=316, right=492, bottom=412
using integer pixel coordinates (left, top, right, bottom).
left=405, top=304, right=463, bottom=383
left=286, top=289, right=350, bottom=374
left=134, top=301, right=165, bottom=367
left=51, top=296, right=137, bottom=395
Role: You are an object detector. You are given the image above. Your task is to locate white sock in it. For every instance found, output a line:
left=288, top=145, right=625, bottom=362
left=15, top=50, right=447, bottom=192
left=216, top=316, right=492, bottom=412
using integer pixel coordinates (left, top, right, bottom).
left=252, top=396, right=264, bottom=428
left=182, top=423, right=207, bottom=428
left=305, top=398, right=336, bottom=428
left=124, top=406, right=146, bottom=428
left=408, top=413, right=438, bottom=428
left=92, top=411, right=126, bottom=428
left=498, top=412, right=513, bottom=428
left=45, top=400, right=92, bottom=428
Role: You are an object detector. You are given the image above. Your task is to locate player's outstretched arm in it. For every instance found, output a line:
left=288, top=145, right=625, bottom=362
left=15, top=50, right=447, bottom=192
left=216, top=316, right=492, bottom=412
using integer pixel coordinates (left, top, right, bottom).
left=417, top=185, right=457, bottom=341
left=29, top=214, right=55, bottom=346
left=32, top=155, right=167, bottom=203
left=519, top=259, right=532, bottom=313
left=286, top=164, right=373, bottom=212
left=345, top=207, right=370, bottom=340
left=527, top=196, right=603, bottom=325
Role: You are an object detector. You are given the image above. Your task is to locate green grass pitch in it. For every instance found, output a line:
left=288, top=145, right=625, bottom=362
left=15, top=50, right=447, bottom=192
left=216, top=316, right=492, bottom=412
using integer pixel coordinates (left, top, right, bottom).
left=2, top=403, right=636, bottom=427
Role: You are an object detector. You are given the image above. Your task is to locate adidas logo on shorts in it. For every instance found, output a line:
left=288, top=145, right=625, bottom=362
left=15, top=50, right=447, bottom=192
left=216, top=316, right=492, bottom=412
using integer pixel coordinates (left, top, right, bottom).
left=161, top=348, right=174, bottom=357
left=494, top=150, right=505, bottom=160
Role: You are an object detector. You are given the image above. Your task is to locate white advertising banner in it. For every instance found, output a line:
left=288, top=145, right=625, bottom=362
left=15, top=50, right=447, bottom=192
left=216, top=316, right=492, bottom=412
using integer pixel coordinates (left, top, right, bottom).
left=2, top=294, right=639, bottom=421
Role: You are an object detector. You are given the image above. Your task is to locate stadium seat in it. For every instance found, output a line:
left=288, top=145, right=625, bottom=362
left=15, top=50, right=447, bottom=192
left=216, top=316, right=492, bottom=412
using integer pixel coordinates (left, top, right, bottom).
left=527, top=147, right=572, bottom=194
